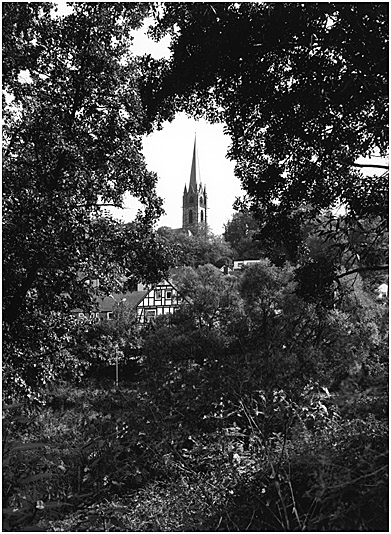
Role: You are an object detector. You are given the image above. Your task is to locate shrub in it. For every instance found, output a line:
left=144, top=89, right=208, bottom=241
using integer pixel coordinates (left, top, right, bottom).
left=2, top=403, right=70, bottom=531
left=209, top=389, right=388, bottom=532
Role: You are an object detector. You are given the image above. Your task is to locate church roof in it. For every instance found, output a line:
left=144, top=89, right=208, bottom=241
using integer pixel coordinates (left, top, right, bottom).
left=189, top=136, right=201, bottom=192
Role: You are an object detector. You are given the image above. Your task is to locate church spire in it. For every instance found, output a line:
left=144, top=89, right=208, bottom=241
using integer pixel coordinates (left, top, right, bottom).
left=182, top=135, right=207, bottom=236
left=189, top=134, right=200, bottom=192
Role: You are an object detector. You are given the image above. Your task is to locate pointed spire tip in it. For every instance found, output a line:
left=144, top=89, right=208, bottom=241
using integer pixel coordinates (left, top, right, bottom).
left=189, top=136, right=200, bottom=189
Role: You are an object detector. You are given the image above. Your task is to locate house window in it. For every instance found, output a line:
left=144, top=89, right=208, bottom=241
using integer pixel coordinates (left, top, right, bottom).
left=200, top=210, right=204, bottom=222
left=107, top=312, right=113, bottom=320
left=155, top=289, right=162, bottom=300
left=166, top=290, right=172, bottom=299
left=189, top=195, right=194, bottom=204
left=189, top=210, right=193, bottom=224
left=145, top=310, right=156, bottom=322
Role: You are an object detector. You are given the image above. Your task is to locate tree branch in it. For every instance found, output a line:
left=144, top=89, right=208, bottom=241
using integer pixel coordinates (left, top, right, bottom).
left=72, top=203, right=123, bottom=209
left=336, top=265, right=389, bottom=280
left=3, top=126, right=23, bottom=160
left=351, top=163, right=389, bottom=170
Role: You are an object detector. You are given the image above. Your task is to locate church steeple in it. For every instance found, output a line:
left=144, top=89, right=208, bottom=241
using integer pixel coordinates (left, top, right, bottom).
left=189, top=136, right=200, bottom=192
left=182, top=135, right=207, bottom=236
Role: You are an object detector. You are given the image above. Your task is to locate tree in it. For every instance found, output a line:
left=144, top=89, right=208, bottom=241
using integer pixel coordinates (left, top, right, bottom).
left=172, top=264, right=240, bottom=330
left=236, top=260, right=387, bottom=394
left=67, top=298, right=143, bottom=385
left=296, top=213, right=389, bottom=303
left=157, top=226, right=234, bottom=267
left=2, top=3, right=173, bottom=399
left=144, top=3, right=388, bottom=271
left=223, top=210, right=265, bottom=260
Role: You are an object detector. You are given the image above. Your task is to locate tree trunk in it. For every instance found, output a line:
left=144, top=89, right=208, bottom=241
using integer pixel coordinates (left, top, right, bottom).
left=4, top=263, right=40, bottom=325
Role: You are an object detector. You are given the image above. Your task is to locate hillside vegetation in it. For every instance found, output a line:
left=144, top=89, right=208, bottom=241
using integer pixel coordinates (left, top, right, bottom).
left=3, top=3, right=388, bottom=531
left=4, top=263, right=388, bottom=532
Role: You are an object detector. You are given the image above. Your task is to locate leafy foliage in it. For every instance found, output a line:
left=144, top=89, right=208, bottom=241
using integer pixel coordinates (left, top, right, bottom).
left=3, top=3, right=176, bottom=401
left=171, top=264, right=240, bottom=329
left=2, top=402, right=71, bottom=532
left=146, top=3, right=388, bottom=271
left=144, top=260, right=387, bottom=408
left=223, top=210, right=265, bottom=260
left=157, top=226, right=234, bottom=267
left=69, top=300, right=143, bottom=384
left=2, top=5, right=388, bottom=532
left=3, top=3, right=167, bottom=324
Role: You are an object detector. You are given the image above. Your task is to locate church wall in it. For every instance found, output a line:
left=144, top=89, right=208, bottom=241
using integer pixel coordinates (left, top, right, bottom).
left=182, top=186, right=207, bottom=235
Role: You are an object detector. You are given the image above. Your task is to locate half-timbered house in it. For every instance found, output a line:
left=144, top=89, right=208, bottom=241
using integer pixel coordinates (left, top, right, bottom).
left=135, top=279, right=183, bottom=324
left=70, top=279, right=184, bottom=324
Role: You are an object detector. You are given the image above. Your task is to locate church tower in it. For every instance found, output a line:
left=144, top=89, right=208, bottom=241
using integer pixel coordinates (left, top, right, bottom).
left=182, top=136, right=207, bottom=236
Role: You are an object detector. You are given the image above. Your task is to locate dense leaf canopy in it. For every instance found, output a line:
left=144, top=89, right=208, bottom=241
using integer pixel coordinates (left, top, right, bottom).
left=144, top=2, right=388, bottom=225
left=157, top=226, right=233, bottom=267
left=3, top=2, right=171, bottom=327
left=2, top=3, right=176, bottom=397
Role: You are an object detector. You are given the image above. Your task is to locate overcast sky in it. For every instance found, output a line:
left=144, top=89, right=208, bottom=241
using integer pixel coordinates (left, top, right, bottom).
left=108, top=19, right=244, bottom=235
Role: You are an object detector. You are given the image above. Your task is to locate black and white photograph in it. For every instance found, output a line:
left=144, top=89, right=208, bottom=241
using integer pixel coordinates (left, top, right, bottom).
left=3, top=2, right=388, bottom=531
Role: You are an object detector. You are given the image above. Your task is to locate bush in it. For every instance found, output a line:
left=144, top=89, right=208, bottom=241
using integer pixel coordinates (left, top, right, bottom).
left=2, top=402, right=71, bottom=531
left=208, top=389, right=388, bottom=532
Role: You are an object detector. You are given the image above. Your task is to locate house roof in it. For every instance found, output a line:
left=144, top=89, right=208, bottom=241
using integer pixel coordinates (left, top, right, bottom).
left=125, top=290, right=149, bottom=309
left=170, top=227, right=191, bottom=236
left=70, top=279, right=184, bottom=316
left=98, top=291, right=148, bottom=313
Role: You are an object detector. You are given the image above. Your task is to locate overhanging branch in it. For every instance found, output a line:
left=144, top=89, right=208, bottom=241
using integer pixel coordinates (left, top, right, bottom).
left=72, top=203, right=123, bottom=209
left=336, top=265, right=389, bottom=280
left=351, top=163, right=389, bottom=170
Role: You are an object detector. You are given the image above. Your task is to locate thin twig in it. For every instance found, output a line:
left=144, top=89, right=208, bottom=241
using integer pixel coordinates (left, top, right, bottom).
left=326, top=465, right=387, bottom=490
left=286, top=465, right=302, bottom=530
left=245, top=509, right=256, bottom=531
left=301, top=497, right=319, bottom=531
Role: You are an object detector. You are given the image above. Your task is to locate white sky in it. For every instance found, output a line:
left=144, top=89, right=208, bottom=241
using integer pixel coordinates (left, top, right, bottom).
left=109, top=113, right=241, bottom=234
left=107, top=20, right=243, bottom=234
left=144, top=115, right=241, bottom=233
